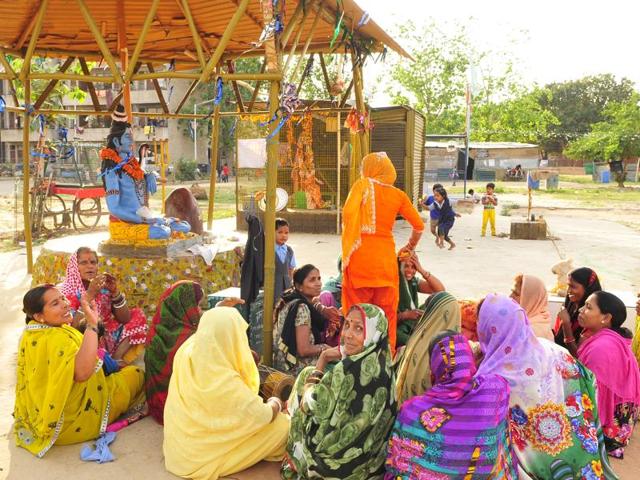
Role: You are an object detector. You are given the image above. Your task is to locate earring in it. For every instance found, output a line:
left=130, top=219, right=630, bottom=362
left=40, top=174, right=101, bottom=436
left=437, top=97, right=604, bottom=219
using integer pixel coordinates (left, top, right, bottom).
left=601, top=320, right=605, bottom=324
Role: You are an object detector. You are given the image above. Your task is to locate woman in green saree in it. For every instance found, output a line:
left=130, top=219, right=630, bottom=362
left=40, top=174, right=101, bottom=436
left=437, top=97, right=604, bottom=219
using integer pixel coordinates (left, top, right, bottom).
left=282, top=303, right=395, bottom=480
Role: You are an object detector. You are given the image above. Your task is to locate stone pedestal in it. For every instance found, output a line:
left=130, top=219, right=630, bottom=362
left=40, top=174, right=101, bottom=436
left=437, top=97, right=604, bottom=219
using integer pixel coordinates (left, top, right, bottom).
left=510, top=219, right=547, bottom=240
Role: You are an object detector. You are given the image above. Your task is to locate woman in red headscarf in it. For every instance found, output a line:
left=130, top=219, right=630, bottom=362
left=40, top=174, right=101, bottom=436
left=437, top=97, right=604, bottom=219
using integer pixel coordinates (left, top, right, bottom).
left=341, top=152, right=424, bottom=353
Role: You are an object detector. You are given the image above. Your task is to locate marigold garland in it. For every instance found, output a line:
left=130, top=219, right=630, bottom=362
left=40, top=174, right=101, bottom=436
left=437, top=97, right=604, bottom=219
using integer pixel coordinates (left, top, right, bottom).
left=100, top=148, right=145, bottom=181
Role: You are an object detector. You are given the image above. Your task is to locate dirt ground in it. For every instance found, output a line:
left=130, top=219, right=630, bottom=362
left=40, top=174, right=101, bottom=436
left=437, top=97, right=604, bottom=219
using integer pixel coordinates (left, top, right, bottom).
left=1, top=187, right=639, bottom=479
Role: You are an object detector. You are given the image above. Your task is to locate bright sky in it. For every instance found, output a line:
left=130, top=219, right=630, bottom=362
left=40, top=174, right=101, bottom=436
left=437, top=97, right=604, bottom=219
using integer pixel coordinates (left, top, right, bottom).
left=361, top=0, right=640, bottom=104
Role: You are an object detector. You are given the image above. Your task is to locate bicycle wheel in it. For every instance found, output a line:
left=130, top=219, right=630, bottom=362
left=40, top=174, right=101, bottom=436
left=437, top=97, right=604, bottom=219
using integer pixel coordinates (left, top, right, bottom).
left=73, top=197, right=102, bottom=231
left=42, top=194, right=68, bottom=231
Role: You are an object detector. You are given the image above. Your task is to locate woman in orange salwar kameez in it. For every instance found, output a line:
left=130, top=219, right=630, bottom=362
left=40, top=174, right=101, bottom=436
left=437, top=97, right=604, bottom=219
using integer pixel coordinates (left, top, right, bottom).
left=342, top=152, right=424, bottom=354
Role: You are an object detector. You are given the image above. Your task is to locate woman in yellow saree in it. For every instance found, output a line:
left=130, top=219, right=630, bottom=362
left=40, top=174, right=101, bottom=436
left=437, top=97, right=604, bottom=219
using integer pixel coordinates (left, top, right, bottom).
left=14, top=285, right=144, bottom=457
left=163, top=307, right=290, bottom=480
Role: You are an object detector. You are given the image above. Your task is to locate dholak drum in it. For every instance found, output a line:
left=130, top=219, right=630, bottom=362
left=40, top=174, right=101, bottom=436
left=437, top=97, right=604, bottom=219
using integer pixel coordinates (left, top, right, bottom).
left=258, top=365, right=295, bottom=401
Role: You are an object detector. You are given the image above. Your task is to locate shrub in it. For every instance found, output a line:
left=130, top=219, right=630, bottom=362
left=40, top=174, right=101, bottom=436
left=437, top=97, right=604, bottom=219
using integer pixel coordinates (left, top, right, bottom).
left=176, top=159, right=198, bottom=182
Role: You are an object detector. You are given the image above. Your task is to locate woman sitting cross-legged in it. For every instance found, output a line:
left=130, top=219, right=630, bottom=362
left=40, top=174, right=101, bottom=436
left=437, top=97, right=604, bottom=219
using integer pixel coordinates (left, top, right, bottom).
left=386, top=331, right=517, bottom=479
left=576, top=291, right=640, bottom=458
left=476, top=293, right=617, bottom=479
left=396, top=253, right=445, bottom=347
left=59, top=247, right=148, bottom=364
left=163, top=307, right=289, bottom=480
left=395, top=292, right=462, bottom=405
left=14, top=285, right=144, bottom=457
left=273, top=264, right=335, bottom=375
left=282, top=303, right=396, bottom=479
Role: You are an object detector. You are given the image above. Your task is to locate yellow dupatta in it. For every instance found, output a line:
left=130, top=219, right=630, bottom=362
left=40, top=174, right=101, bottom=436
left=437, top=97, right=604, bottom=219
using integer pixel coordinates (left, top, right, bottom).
left=341, top=152, right=397, bottom=270
left=14, top=323, right=110, bottom=457
left=163, top=307, right=279, bottom=479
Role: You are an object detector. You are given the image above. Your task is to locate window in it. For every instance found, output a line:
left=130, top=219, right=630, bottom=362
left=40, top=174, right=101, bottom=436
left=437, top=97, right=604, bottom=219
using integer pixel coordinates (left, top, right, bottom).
left=9, top=144, right=23, bottom=163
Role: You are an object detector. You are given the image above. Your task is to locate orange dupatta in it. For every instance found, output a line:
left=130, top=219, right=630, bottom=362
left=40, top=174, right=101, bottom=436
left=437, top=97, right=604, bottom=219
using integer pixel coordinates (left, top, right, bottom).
left=342, top=152, right=397, bottom=271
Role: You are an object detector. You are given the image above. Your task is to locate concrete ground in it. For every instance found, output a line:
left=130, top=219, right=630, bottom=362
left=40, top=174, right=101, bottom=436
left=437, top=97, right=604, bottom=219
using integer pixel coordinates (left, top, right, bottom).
left=0, top=201, right=639, bottom=479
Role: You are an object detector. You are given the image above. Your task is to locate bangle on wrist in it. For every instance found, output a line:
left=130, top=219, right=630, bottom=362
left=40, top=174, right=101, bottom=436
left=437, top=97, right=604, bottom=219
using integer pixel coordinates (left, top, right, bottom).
left=86, top=324, right=99, bottom=335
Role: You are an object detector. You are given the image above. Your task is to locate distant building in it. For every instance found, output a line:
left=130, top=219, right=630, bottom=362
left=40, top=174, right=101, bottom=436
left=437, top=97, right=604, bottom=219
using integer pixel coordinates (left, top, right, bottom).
left=425, top=141, right=541, bottom=181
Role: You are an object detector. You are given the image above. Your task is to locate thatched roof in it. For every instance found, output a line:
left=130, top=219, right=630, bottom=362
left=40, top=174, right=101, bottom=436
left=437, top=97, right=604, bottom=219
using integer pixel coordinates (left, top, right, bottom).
left=0, top=0, right=409, bottom=67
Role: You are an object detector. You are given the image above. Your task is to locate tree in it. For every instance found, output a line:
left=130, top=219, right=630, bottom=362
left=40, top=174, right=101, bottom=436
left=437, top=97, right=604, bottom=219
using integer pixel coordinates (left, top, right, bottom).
left=564, top=94, right=640, bottom=187
left=539, top=74, right=636, bottom=153
left=472, top=87, right=560, bottom=145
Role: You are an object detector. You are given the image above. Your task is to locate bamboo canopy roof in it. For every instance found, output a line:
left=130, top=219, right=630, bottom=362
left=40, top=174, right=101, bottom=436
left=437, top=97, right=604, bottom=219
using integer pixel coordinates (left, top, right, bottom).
left=0, top=0, right=410, bottom=68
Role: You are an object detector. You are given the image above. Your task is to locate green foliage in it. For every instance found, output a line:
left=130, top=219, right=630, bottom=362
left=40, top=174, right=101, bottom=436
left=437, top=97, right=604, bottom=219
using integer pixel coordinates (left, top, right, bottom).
left=472, top=87, right=560, bottom=144
left=539, top=74, right=636, bottom=152
left=384, top=20, right=558, bottom=144
left=8, top=56, right=89, bottom=128
left=565, top=94, right=640, bottom=163
left=175, top=159, right=199, bottom=182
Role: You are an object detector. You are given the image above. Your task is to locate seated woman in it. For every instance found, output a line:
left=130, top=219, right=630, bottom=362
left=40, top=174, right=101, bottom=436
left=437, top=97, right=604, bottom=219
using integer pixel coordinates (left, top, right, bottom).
left=576, top=291, right=640, bottom=458
left=510, top=274, right=553, bottom=340
left=386, top=331, right=517, bottom=479
left=282, top=303, right=395, bottom=479
left=318, top=255, right=342, bottom=309
left=397, top=253, right=445, bottom=346
left=14, top=285, right=144, bottom=457
left=554, top=266, right=601, bottom=355
left=144, top=280, right=204, bottom=424
left=395, top=292, right=461, bottom=404
left=273, top=264, right=332, bottom=375
left=476, top=294, right=617, bottom=479
left=163, top=307, right=289, bottom=480
left=59, top=247, right=147, bottom=364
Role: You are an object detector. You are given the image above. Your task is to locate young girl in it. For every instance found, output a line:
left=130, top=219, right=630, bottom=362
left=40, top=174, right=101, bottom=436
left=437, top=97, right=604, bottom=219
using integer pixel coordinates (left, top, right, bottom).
left=433, top=187, right=460, bottom=250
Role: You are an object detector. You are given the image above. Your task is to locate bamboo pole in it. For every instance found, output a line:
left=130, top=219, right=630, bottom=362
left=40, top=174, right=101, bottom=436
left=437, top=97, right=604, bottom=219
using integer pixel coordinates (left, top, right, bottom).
left=338, top=78, right=354, bottom=108
left=290, top=9, right=322, bottom=82
left=79, top=58, right=102, bottom=111
left=248, top=60, right=266, bottom=112
left=0, top=55, right=16, bottom=79
left=174, top=79, right=198, bottom=114
left=336, top=111, right=342, bottom=234
left=19, top=0, right=49, bottom=81
left=132, top=71, right=283, bottom=82
left=160, top=139, right=167, bottom=214
left=22, top=79, right=33, bottom=273
left=147, top=63, right=169, bottom=113
left=33, top=57, right=75, bottom=110
left=14, top=8, right=38, bottom=50
left=29, top=72, right=115, bottom=82
left=207, top=84, right=222, bottom=230
left=351, top=53, right=369, bottom=159
left=226, top=61, right=245, bottom=113
left=198, top=0, right=251, bottom=83
left=180, top=0, right=206, bottom=69
left=124, top=0, right=160, bottom=83
left=262, top=79, right=280, bottom=366
left=282, top=11, right=307, bottom=75
left=32, top=107, right=354, bottom=119
left=280, top=1, right=304, bottom=48
left=76, top=0, right=123, bottom=84
left=318, top=53, right=332, bottom=94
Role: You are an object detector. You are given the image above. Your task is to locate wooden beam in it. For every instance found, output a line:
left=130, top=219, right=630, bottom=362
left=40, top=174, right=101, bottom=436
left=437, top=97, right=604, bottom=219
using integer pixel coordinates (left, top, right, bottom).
left=248, top=59, right=266, bottom=112
left=351, top=52, right=369, bottom=157
left=116, top=0, right=132, bottom=122
left=147, top=63, right=169, bottom=114
left=79, top=58, right=102, bottom=111
left=296, top=53, right=314, bottom=94
left=199, top=0, right=251, bottom=83
left=124, top=0, right=160, bottom=83
left=282, top=10, right=307, bottom=75
left=108, top=62, right=141, bottom=111
left=23, top=79, right=33, bottom=273
left=290, top=8, right=322, bottom=82
left=207, top=108, right=221, bottom=228
left=19, top=0, right=49, bottom=81
left=319, top=53, right=333, bottom=94
left=227, top=0, right=263, bottom=30
left=0, top=55, right=16, bottom=79
left=174, top=80, right=198, bottom=114
left=339, top=78, right=354, bottom=108
left=226, top=60, right=245, bottom=113
left=76, top=0, right=123, bottom=84
left=280, top=1, right=304, bottom=48
left=33, top=56, right=75, bottom=110
left=180, top=0, right=206, bottom=69
left=29, top=72, right=116, bottom=83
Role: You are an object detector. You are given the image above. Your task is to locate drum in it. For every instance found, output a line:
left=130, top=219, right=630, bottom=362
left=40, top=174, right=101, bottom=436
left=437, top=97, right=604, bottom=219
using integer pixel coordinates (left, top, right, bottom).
left=258, top=365, right=295, bottom=401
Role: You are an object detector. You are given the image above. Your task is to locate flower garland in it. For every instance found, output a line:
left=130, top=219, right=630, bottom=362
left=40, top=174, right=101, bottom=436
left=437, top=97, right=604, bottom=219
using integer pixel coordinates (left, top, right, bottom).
left=99, top=148, right=145, bottom=181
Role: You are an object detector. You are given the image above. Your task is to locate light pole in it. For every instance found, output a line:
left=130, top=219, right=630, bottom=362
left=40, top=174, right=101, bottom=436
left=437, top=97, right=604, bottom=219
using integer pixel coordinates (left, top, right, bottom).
left=193, top=98, right=217, bottom=165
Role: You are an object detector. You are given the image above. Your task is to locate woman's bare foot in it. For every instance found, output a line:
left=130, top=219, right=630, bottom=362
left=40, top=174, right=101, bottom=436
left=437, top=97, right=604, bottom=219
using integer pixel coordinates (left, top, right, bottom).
left=448, top=242, right=456, bottom=250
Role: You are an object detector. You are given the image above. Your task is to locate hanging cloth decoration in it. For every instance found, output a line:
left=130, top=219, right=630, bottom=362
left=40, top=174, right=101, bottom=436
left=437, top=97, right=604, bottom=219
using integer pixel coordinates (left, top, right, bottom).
left=344, top=107, right=374, bottom=134
left=0, top=95, right=6, bottom=113
left=38, top=115, right=46, bottom=136
left=357, top=12, right=371, bottom=28
left=329, top=10, right=346, bottom=50
left=214, top=77, right=224, bottom=106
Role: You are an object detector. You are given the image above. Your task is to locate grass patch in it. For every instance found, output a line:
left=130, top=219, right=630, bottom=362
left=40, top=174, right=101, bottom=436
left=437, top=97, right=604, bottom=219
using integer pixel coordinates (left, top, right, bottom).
left=536, top=186, right=640, bottom=205
left=501, top=202, right=520, bottom=216
left=559, top=175, right=595, bottom=184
